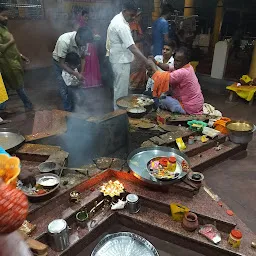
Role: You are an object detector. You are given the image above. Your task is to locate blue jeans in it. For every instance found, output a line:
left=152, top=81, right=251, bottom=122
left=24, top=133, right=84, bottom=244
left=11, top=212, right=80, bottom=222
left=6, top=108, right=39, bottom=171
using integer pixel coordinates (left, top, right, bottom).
left=159, top=96, right=186, bottom=114
left=0, top=88, right=32, bottom=110
left=53, top=60, right=72, bottom=112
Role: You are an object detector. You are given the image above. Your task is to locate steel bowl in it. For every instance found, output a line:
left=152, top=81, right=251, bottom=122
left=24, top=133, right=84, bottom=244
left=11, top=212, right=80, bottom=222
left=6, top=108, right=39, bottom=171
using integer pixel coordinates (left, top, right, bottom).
left=226, top=120, right=255, bottom=144
left=127, top=107, right=147, bottom=119
left=226, top=120, right=254, bottom=133
left=37, top=174, right=60, bottom=189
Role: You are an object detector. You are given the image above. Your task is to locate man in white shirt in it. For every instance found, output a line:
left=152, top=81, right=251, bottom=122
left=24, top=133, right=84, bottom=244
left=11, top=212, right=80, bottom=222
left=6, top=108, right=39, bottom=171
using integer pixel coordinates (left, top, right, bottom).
left=107, top=0, right=149, bottom=109
left=53, top=27, right=93, bottom=111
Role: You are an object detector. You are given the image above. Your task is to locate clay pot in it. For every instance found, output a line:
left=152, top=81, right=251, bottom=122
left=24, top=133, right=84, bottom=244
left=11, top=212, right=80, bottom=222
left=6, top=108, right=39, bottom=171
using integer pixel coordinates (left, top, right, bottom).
left=182, top=212, right=199, bottom=232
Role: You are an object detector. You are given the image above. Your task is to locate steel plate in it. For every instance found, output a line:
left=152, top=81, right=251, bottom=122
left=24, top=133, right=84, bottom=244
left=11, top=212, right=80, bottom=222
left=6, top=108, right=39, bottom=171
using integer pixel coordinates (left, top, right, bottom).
left=20, top=174, right=60, bottom=201
left=91, top=232, right=159, bottom=256
left=0, top=128, right=25, bottom=151
left=116, top=94, right=153, bottom=109
left=127, top=147, right=190, bottom=186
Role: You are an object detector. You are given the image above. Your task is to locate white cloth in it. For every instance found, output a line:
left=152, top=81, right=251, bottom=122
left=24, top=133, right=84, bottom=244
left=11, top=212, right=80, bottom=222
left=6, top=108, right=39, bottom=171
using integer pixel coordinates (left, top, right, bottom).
left=146, top=77, right=154, bottom=92
left=203, top=103, right=222, bottom=117
left=111, top=62, right=130, bottom=110
left=0, top=232, right=32, bottom=256
left=53, top=32, right=84, bottom=62
left=154, top=55, right=174, bottom=71
left=107, top=12, right=135, bottom=64
left=146, top=55, right=174, bottom=91
left=62, top=68, right=80, bottom=86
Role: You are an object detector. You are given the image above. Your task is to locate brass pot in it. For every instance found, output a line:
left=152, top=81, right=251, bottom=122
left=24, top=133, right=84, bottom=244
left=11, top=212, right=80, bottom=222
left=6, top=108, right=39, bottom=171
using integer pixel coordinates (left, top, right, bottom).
left=226, top=120, right=254, bottom=133
left=226, top=120, right=255, bottom=144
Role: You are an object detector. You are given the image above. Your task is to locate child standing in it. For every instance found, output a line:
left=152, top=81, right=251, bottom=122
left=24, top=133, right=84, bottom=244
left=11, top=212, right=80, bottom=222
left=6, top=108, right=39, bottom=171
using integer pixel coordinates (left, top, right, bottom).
left=62, top=52, right=81, bottom=87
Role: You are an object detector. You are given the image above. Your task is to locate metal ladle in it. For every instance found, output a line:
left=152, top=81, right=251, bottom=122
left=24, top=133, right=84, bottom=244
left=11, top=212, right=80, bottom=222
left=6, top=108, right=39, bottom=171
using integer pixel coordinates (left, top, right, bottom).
left=38, top=161, right=88, bottom=176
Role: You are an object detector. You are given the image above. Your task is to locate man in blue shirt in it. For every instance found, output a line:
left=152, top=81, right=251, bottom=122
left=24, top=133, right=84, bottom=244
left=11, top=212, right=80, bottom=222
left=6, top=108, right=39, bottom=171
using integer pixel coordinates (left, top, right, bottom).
left=152, top=4, right=173, bottom=56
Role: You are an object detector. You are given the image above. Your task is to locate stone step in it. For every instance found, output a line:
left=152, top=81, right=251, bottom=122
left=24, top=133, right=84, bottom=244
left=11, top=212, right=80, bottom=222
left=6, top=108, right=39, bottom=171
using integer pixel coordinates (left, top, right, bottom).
left=190, top=141, right=247, bottom=172
left=183, top=134, right=227, bottom=157
left=130, top=126, right=247, bottom=175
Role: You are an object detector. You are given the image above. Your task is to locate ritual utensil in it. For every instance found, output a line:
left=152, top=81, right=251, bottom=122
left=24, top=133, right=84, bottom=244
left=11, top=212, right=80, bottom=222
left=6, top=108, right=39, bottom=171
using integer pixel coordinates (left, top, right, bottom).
left=39, top=161, right=88, bottom=176
left=0, top=128, right=25, bottom=152
left=188, top=136, right=195, bottom=145
left=127, top=107, right=147, bottom=119
left=70, top=191, right=80, bottom=203
left=18, top=174, right=61, bottom=202
left=89, top=199, right=109, bottom=219
left=126, top=194, right=140, bottom=214
left=48, top=219, right=69, bottom=252
left=38, top=161, right=59, bottom=173
left=91, top=232, right=159, bottom=256
left=76, top=210, right=89, bottom=228
left=182, top=212, right=199, bottom=232
left=187, top=172, right=204, bottom=182
left=116, top=94, right=154, bottom=112
left=111, top=199, right=127, bottom=210
left=226, top=120, right=256, bottom=144
left=127, top=147, right=190, bottom=186
left=37, top=174, right=60, bottom=189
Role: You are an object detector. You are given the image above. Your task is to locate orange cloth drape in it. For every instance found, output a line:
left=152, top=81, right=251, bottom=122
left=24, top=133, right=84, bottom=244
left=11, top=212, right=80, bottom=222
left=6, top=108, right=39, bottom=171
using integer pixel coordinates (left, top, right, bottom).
left=152, top=71, right=170, bottom=97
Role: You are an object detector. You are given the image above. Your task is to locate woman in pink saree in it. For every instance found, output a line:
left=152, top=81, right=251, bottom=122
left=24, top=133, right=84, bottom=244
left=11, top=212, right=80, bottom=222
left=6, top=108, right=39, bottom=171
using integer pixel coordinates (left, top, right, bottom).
left=75, top=10, right=102, bottom=88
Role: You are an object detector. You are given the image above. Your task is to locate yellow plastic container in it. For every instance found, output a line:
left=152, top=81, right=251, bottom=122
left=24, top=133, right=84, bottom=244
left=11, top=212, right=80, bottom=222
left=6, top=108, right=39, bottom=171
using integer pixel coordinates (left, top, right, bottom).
left=176, top=137, right=186, bottom=151
left=228, top=230, right=242, bottom=248
left=170, top=203, right=190, bottom=222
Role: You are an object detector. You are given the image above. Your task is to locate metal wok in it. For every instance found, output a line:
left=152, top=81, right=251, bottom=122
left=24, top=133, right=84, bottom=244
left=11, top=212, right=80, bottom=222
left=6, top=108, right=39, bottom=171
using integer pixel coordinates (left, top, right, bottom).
left=0, top=128, right=25, bottom=152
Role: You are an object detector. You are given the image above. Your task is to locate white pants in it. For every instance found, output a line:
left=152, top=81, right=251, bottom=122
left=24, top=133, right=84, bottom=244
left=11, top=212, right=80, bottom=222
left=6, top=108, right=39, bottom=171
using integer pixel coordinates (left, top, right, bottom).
left=111, top=62, right=131, bottom=110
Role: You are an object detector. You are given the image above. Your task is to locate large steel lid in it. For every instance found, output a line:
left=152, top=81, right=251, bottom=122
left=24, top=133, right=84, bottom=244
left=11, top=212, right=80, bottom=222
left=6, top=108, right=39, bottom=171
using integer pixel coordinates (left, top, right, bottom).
left=91, top=232, right=159, bottom=256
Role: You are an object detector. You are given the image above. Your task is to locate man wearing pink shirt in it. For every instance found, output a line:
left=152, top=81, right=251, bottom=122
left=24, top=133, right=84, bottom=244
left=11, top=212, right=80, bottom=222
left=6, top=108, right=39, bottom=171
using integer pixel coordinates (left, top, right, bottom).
left=158, top=47, right=204, bottom=114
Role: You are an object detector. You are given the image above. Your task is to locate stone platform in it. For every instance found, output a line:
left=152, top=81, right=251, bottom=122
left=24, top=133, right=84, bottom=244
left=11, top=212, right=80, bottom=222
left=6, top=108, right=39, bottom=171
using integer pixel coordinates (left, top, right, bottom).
left=28, top=171, right=255, bottom=256
left=15, top=110, right=254, bottom=255
left=15, top=140, right=255, bottom=256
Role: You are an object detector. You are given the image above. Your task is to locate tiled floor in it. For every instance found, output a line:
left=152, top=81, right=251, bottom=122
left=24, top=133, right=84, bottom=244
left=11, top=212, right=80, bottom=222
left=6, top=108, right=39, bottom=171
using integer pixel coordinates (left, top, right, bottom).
left=1, top=67, right=256, bottom=236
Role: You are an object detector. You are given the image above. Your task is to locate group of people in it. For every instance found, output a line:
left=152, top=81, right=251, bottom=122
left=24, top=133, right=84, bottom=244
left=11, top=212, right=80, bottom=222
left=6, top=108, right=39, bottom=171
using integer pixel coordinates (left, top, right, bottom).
left=0, top=0, right=204, bottom=116
left=106, top=1, right=204, bottom=114
left=53, top=0, right=203, bottom=115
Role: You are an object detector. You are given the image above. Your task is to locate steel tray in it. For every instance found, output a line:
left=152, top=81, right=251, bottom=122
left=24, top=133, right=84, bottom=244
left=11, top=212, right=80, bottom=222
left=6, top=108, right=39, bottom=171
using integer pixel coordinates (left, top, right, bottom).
left=116, top=94, right=154, bottom=110
left=91, top=232, right=159, bottom=256
left=127, top=147, right=190, bottom=186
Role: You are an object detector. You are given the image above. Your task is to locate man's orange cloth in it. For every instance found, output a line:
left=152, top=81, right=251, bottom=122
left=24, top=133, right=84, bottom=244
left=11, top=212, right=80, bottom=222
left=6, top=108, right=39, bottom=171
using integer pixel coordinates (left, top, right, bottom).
left=152, top=71, right=170, bottom=98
